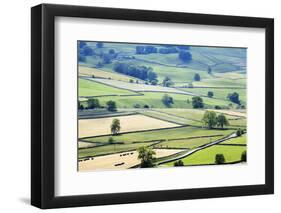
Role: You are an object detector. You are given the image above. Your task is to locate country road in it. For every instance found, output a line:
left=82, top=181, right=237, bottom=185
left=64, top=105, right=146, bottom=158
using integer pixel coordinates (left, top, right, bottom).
left=157, top=132, right=237, bottom=165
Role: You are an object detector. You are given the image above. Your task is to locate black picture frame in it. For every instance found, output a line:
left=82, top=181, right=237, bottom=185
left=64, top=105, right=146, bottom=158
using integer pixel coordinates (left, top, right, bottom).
left=31, top=3, right=274, bottom=209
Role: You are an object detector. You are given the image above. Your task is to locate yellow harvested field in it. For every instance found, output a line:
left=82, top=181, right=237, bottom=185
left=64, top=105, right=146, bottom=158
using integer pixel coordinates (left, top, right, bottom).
left=79, top=66, right=142, bottom=82
left=212, top=109, right=247, bottom=118
left=79, top=114, right=180, bottom=138
left=79, top=148, right=184, bottom=171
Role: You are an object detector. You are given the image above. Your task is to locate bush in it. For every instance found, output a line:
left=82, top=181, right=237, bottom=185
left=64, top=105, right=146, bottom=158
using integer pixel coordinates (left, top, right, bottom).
left=174, top=160, right=184, bottom=167
left=236, top=128, right=244, bottom=137
left=207, top=91, right=214, bottom=98
left=194, top=73, right=201, bottom=81
left=227, top=92, right=240, bottom=105
left=106, top=100, right=117, bottom=112
left=241, top=151, right=247, bottom=162
left=215, top=154, right=225, bottom=164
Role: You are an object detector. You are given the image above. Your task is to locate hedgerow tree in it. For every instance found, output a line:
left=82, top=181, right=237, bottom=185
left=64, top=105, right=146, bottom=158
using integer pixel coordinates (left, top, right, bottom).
left=202, top=111, right=217, bottom=129
left=111, top=119, right=121, bottom=135
left=106, top=100, right=117, bottom=112
left=192, top=96, right=204, bottom=108
left=137, top=146, right=156, bottom=168
left=216, top=114, right=229, bottom=129
left=227, top=92, right=240, bottom=105
left=215, top=154, right=225, bottom=164
left=178, top=50, right=192, bottom=63
left=194, top=73, right=201, bottom=81
left=162, top=94, right=174, bottom=107
left=87, top=98, right=100, bottom=109
left=162, top=76, right=174, bottom=87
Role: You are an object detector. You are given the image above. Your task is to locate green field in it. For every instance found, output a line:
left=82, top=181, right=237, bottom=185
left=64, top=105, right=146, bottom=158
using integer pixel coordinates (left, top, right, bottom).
left=220, top=134, right=247, bottom=145
left=79, top=78, right=137, bottom=96
left=164, top=144, right=246, bottom=166
left=154, top=136, right=223, bottom=149
left=80, top=90, right=237, bottom=109
left=181, top=87, right=246, bottom=104
left=83, top=126, right=234, bottom=144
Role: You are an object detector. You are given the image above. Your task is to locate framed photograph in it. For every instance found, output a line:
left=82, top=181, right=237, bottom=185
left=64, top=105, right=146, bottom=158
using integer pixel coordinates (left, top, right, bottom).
left=31, top=4, right=274, bottom=209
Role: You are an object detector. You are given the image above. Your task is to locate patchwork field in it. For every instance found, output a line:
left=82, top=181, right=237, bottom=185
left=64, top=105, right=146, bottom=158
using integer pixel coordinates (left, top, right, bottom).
left=77, top=41, right=247, bottom=171
left=78, top=114, right=180, bottom=138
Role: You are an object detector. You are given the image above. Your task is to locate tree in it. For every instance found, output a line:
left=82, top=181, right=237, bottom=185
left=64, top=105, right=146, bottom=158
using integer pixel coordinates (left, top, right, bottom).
left=202, top=111, right=217, bottom=129
left=81, top=46, right=93, bottom=56
left=137, top=146, right=156, bottom=168
left=215, top=154, right=225, bottom=164
left=111, top=119, right=121, bottom=135
left=87, top=98, right=100, bottom=109
left=162, top=94, right=174, bottom=107
left=216, top=114, right=229, bottom=129
left=129, top=79, right=134, bottom=83
left=79, top=41, right=87, bottom=48
left=147, top=70, right=158, bottom=83
left=108, top=49, right=115, bottom=54
left=236, top=128, right=244, bottom=137
left=178, top=50, right=192, bottom=62
left=207, top=66, right=212, bottom=74
left=227, top=92, right=240, bottom=105
left=194, top=73, right=201, bottom=81
left=241, top=151, right=247, bottom=162
left=192, top=96, right=204, bottom=108
left=96, top=42, right=104, bottom=48
left=106, top=100, right=117, bottom=112
left=162, top=76, right=174, bottom=87
left=174, top=160, right=184, bottom=167
left=207, top=91, right=214, bottom=98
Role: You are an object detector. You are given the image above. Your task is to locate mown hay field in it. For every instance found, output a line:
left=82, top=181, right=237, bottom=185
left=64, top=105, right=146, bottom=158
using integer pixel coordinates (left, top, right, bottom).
left=79, top=148, right=183, bottom=171
left=79, top=114, right=180, bottom=138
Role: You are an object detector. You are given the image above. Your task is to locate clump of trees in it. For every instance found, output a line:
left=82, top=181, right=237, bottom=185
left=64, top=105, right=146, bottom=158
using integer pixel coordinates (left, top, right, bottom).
left=178, top=50, right=192, bottom=63
left=192, top=96, right=204, bottom=108
left=137, top=146, right=156, bottom=168
left=194, top=73, right=201, bottom=81
left=236, top=128, right=245, bottom=136
left=113, top=62, right=157, bottom=83
left=106, top=100, right=117, bottom=112
left=111, top=119, right=121, bottom=135
left=215, top=154, right=225, bottom=164
left=227, top=92, right=240, bottom=105
left=207, top=91, right=214, bottom=98
left=202, top=111, right=229, bottom=129
left=162, top=94, right=174, bottom=107
left=162, top=76, right=174, bottom=87
left=174, top=160, right=184, bottom=167
left=136, top=45, right=157, bottom=54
